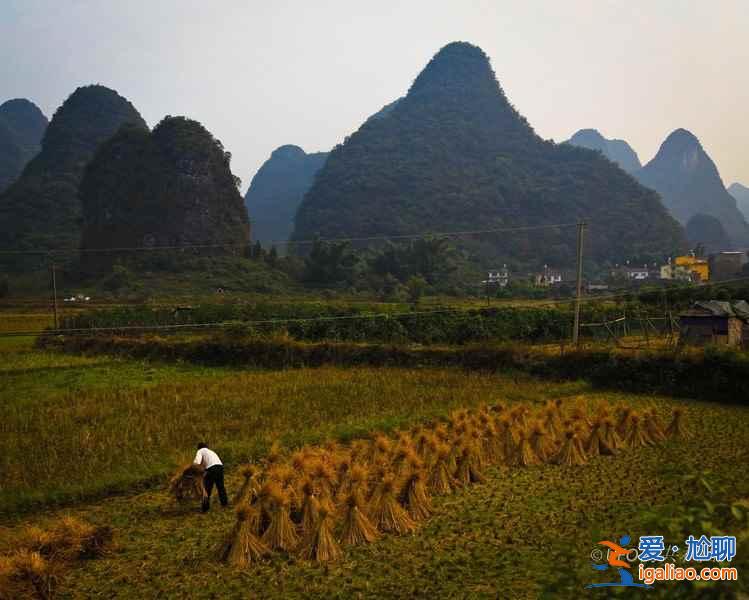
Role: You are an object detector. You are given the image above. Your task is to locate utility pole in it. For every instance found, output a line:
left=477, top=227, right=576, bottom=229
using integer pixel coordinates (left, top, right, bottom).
left=572, top=220, right=587, bottom=347
left=50, top=255, right=59, bottom=330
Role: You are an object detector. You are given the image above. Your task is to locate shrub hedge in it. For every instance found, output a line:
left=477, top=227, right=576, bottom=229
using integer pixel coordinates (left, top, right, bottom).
left=55, top=303, right=639, bottom=344
left=40, top=334, right=749, bottom=404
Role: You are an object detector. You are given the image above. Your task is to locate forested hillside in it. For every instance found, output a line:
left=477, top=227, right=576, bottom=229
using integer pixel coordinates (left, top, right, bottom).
left=80, top=116, right=250, bottom=271
left=0, top=85, right=146, bottom=265
left=0, top=98, right=48, bottom=193
left=294, top=42, right=686, bottom=269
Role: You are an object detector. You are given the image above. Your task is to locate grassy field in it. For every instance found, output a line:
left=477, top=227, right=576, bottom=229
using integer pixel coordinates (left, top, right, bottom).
left=3, top=335, right=594, bottom=514
left=2, top=313, right=748, bottom=598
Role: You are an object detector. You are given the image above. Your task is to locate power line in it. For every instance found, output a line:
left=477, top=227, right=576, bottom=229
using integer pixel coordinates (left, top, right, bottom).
left=0, top=222, right=580, bottom=255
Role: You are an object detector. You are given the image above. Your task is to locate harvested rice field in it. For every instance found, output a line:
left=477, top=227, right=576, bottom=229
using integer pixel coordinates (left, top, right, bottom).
left=1, top=338, right=748, bottom=598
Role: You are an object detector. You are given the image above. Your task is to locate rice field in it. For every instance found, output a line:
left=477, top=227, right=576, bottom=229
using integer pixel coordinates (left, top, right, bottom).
left=1, top=333, right=748, bottom=597
left=1, top=337, right=592, bottom=513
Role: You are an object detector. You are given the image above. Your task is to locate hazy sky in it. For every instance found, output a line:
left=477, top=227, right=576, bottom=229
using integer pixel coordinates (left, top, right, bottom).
left=2, top=0, right=747, bottom=193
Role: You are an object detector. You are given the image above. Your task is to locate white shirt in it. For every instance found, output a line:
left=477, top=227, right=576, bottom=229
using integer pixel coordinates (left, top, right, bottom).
left=194, top=448, right=222, bottom=469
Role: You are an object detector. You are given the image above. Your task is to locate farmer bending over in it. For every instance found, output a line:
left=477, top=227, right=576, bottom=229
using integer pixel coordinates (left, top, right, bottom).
left=194, top=442, right=228, bottom=512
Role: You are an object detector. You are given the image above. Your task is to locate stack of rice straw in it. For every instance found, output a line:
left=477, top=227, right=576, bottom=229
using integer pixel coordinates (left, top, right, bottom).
left=169, top=463, right=206, bottom=503
left=0, top=517, right=113, bottom=599
left=220, top=401, right=685, bottom=566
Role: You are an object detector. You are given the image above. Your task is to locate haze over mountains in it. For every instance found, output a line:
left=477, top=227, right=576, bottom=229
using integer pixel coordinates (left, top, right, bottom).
left=729, top=182, right=749, bottom=222
left=244, top=99, right=405, bottom=246
left=565, top=129, right=641, bottom=174
left=685, top=213, right=731, bottom=255
left=293, top=42, right=685, bottom=267
left=634, top=129, right=749, bottom=248
left=3, top=39, right=746, bottom=280
left=566, top=128, right=749, bottom=250
left=0, top=99, right=48, bottom=193
left=244, top=145, right=328, bottom=246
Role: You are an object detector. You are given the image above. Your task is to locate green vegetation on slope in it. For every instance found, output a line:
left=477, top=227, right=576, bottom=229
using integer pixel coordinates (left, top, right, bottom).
left=0, top=98, right=48, bottom=193
left=79, top=116, right=249, bottom=272
left=685, top=213, right=732, bottom=254
left=294, top=42, right=686, bottom=269
left=0, top=85, right=146, bottom=262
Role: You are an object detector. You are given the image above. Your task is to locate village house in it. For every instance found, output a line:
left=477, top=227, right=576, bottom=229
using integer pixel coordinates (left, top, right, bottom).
left=483, top=266, right=509, bottom=287
left=534, top=265, right=562, bottom=287
left=674, top=254, right=710, bottom=281
left=679, top=300, right=749, bottom=347
left=620, top=265, right=650, bottom=281
left=660, top=259, right=698, bottom=282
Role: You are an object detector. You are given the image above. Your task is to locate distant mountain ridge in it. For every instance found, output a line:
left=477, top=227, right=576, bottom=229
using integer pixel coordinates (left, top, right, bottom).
left=728, top=182, right=749, bottom=223
left=293, top=42, right=685, bottom=267
left=0, top=98, right=48, bottom=193
left=565, top=129, right=641, bottom=173
left=685, top=213, right=731, bottom=255
left=244, top=98, right=404, bottom=246
left=245, top=145, right=329, bottom=246
left=634, top=129, right=749, bottom=248
left=0, top=85, right=146, bottom=262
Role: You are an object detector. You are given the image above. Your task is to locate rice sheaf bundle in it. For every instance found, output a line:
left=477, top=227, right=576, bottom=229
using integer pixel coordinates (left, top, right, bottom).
left=340, top=493, right=380, bottom=547
left=299, top=480, right=320, bottom=536
left=553, top=430, right=587, bottom=466
left=371, top=434, right=392, bottom=462
left=468, top=428, right=486, bottom=466
left=260, top=489, right=299, bottom=552
left=483, top=420, right=505, bottom=464
left=369, top=474, right=416, bottom=535
left=516, top=430, right=541, bottom=467
left=543, top=404, right=562, bottom=438
left=298, top=502, right=342, bottom=562
left=529, top=421, right=554, bottom=462
left=644, top=409, right=666, bottom=443
left=600, top=417, right=622, bottom=450
left=586, top=420, right=615, bottom=457
left=309, top=460, right=336, bottom=502
left=427, top=444, right=456, bottom=495
left=233, top=464, right=262, bottom=505
left=665, top=408, right=686, bottom=438
left=623, top=413, right=650, bottom=448
left=499, top=418, right=518, bottom=466
left=615, top=406, right=632, bottom=436
left=0, top=550, right=56, bottom=600
left=220, top=506, right=270, bottom=567
left=414, top=431, right=433, bottom=459
left=169, top=463, right=206, bottom=503
left=400, top=469, right=433, bottom=521
left=455, top=444, right=486, bottom=485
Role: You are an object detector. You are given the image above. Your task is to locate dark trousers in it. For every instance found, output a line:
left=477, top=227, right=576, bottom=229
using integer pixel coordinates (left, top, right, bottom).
left=202, top=465, right=228, bottom=512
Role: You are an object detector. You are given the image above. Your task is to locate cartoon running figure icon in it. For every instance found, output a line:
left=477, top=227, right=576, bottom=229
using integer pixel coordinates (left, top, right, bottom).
left=586, top=535, right=652, bottom=589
